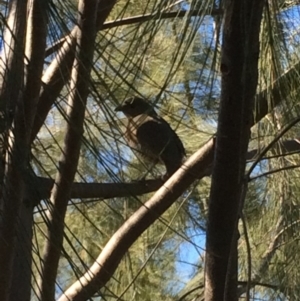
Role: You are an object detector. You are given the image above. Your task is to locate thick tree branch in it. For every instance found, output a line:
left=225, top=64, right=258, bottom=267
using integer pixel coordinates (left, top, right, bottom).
left=0, top=0, right=26, bottom=121
left=24, top=0, right=49, bottom=142
left=27, top=138, right=300, bottom=202
left=57, top=138, right=215, bottom=301
left=9, top=1, right=50, bottom=301
left=253, top=63, right=300, bottom=125
left=30, top=31, right=76, bottom=143
left=38, top=1, right=99, bottom=300
left=205, top=2, right=264, bottom=301
left=0, top=1, right=27, bottom=300
left=29, top=177, right=164, bottom=201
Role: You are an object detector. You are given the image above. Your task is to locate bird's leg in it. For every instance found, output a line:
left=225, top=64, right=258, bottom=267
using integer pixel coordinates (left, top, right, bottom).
left=139, top=161, right=158, bottom=181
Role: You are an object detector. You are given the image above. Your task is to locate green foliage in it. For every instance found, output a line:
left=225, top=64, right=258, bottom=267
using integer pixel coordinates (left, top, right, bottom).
left=23, top=0, right=300, bottom=300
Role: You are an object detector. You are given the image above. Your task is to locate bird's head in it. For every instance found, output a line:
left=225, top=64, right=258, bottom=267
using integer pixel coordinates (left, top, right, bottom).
left=115, top=97, right=157, bottom=118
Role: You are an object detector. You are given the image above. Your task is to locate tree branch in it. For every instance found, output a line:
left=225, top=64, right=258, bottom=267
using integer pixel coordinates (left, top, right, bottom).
left=26, top=138, right=300, bottom=202
left=24, top=0, right=49, bottom=142
left=57, top=138, right=215, bottom=301
left=205, top=2, right=264, bottom=301
left=38, top=1, right=99, bottom=300
left=30, top=30, right=76, bottom=143
left=45, top=8, right=223, bottom=57
left=9, top=1, right=50, bottom=300
left=0, top=1, right=27, bottom=300
left=31, top=0, right=118, bottom=143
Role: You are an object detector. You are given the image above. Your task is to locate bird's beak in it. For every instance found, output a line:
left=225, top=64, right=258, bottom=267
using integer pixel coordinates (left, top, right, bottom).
left=114, top=105, right=123, bottom=112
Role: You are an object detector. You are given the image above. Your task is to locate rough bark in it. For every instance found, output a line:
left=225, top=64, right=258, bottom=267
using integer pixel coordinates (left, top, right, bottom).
left=205, top=2, right=264, bottom=301
left=8, top=2, right=50, bottom=301
left=0, top=0, right=26, bottom=126
left=9, top=204, right=33, bottom=301
left=0, top=1, right=28, bottom=300
left=38, top=1, right=99, bottom=300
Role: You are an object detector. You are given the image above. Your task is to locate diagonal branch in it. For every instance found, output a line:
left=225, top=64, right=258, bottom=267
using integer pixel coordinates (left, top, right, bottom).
left=30, top=0, right=118, bottom=143
left=30, top=31, right=76, bottom=143
left=253, top=60, right=300, bottom=125
left=57, top=138, right=215, bottom=301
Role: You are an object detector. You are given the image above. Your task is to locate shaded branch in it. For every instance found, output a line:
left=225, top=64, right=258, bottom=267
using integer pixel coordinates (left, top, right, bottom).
left=45, top=8, right=223, bottom=57
left=27, top=138, right=300, bottom=202
left=30, top=31, right=76, bottom=143
left=0, top=1, right=27, bottom=300
left=249, top=163, right=300, bottom=181
left=253, top=61, right=300, bottom=125
left=29, top=177, right=164, bottom=202
left=205, top=2, right=264, bottom=301
left=24, top=0, right=49, bottom=142
left=31, top=0, right=119, bottom=143
left=38, top=1, right=99, bottom=300
left=9, top=1, right=50, bottom=301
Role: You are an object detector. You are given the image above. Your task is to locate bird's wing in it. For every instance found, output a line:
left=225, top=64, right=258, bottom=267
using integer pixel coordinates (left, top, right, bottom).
left=134, top=115, right=185, bottom=158
left=155, top=116, right=186, bottom=157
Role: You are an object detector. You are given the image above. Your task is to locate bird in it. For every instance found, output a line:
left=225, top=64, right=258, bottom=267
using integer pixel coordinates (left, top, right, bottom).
left=115, top=96, right=186, bottom=179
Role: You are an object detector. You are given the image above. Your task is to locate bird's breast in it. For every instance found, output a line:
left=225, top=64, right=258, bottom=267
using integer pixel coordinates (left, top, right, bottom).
left=125, top=117, right=160, bottom=162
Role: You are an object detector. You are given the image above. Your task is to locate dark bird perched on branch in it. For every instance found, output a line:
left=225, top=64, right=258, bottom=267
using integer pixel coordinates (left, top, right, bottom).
left=115, top=96, right=186, bottom=179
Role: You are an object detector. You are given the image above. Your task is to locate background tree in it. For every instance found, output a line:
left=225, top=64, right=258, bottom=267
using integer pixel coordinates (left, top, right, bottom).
left=1, top=1, right=300, bottom=301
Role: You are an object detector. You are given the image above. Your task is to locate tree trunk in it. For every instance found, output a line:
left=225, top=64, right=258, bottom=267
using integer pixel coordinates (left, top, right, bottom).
left=205, top=2, right=264, bottom=301
left=0, top=1, right=27, bottom=300
left=9, top=204, right=33, bottom=301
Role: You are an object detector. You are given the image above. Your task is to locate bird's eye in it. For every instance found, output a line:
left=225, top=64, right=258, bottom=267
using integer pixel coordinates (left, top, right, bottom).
left=124, top=98, right=136, bottom=108
left=126, top=101, right=134, bottom=108
left=124, top=100, right=133, bottom=106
